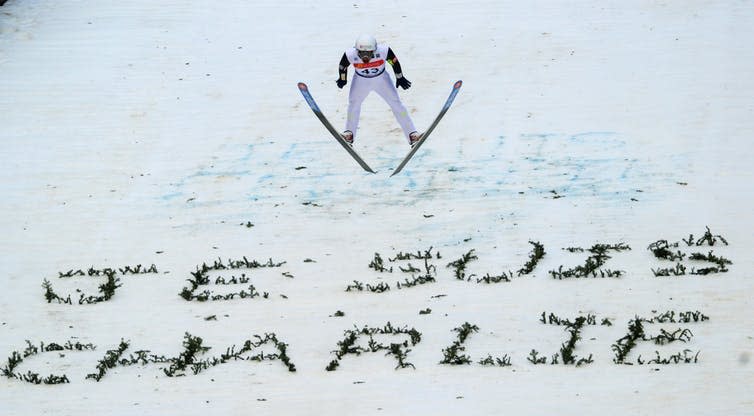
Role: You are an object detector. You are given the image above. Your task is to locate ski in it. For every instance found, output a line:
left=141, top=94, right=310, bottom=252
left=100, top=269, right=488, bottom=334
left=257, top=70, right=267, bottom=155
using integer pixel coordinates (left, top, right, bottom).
left=297, top=82, right=376, bottom=173
left=390, top=80, right=463, bottom=177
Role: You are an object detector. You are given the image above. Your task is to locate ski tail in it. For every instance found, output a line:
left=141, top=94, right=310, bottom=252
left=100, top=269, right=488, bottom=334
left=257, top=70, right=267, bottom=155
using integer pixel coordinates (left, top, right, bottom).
left=298, top=82, right=376, bottom=173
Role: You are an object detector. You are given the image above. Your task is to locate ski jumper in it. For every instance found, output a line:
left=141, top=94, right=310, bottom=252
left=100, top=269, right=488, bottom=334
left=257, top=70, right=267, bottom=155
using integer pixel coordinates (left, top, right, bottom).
left=339, top=44, right=416, bottom=142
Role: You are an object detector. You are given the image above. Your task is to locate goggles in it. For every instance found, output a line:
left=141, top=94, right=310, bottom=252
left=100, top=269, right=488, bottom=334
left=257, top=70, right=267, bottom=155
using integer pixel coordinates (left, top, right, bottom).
left=357, top=49, right=374, bottom=60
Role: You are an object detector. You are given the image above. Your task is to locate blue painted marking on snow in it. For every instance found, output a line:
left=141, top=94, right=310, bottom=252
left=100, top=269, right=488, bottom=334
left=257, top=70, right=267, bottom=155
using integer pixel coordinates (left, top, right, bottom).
left=570, top=131, right=617, bottom=139
left=157, top=142, right=265, bottom=203
left=161, top=192, right=183, bottom=201
left=281, top=143, right=298, bottom=160
left=406, top=174, right=417, bottom=189
left=154, top=129, right=687, bottom=220
left=195, top=169, right=252, bottom=177
left=458, top=131, right=649, bottom=201
left=237, top=144, right=256, bottom=162
left=307, top=189, right=321, bottom=199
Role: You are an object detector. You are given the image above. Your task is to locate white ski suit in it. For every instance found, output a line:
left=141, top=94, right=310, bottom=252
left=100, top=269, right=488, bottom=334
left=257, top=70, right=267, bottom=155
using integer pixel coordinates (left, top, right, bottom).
left=342, top=44, right=416, bottom=143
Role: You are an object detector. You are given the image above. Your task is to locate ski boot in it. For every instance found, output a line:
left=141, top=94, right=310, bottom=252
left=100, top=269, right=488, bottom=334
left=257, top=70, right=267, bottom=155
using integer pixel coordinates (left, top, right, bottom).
left=409, top=131, right=423, bottom=147
left=341, top=130, right=354, bottom=145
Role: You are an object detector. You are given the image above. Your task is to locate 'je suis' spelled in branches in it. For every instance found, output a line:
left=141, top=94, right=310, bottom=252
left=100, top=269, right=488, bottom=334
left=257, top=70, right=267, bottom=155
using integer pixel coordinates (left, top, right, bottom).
left=550, top=243, right=631, bottom=279
left=348, top=247, right=440, bottom=293
left=179, top=257, right=287, bottom=302
left=649, top=226, right=732, bottom=277
left=470, top=241, right=547, bottom=284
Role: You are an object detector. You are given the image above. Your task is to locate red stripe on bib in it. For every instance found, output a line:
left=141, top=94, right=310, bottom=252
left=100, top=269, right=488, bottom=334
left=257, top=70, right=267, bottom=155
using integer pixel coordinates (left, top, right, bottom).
left=353, top=60, right=385, bottom=69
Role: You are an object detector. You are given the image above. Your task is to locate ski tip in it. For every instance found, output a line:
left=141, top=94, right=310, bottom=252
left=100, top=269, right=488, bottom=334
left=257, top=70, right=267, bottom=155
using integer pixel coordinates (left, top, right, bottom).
left=453, top=80, right=463, bottom=89
left=297, top=82, right=308, bottom=90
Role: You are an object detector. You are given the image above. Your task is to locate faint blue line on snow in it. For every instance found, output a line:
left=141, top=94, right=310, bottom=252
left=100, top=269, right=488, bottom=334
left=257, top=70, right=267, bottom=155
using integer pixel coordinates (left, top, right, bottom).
left=155, top=130, right=683, bottom=217
left=399, top=170, right=418, bottom=189
left=569, top=131, right=618, bottom=140
left=280, top=143, right=298, bottom=160
left=240, top=143, right=256, bottom=161
left=495, top=131, right=647, bottom=200
left=520, top=133, right=559, bottom=139
left=160, top=192, right=183, bottom=201
left=192, top=169, right=252, bottom=178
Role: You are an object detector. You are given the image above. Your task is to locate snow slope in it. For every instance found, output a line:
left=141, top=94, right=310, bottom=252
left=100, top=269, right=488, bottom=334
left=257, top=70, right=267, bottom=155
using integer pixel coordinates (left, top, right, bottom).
left=1, top=1, right=753, bottom=415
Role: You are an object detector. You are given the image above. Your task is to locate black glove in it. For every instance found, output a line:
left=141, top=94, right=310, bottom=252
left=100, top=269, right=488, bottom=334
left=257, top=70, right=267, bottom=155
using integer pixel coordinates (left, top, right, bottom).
left=336, top=79, right=347, bottom=89
left=396, top=76, right=411, bottom=90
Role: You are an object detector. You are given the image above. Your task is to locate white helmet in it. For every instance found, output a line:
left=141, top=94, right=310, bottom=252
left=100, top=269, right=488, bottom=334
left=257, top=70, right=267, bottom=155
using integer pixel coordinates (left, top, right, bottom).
left=355, top=34, right=377, bottom=52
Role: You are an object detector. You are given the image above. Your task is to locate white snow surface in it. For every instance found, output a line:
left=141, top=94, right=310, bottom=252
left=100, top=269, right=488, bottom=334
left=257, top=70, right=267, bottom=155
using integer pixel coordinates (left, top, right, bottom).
left=1, top=1, right=753, bottom=415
